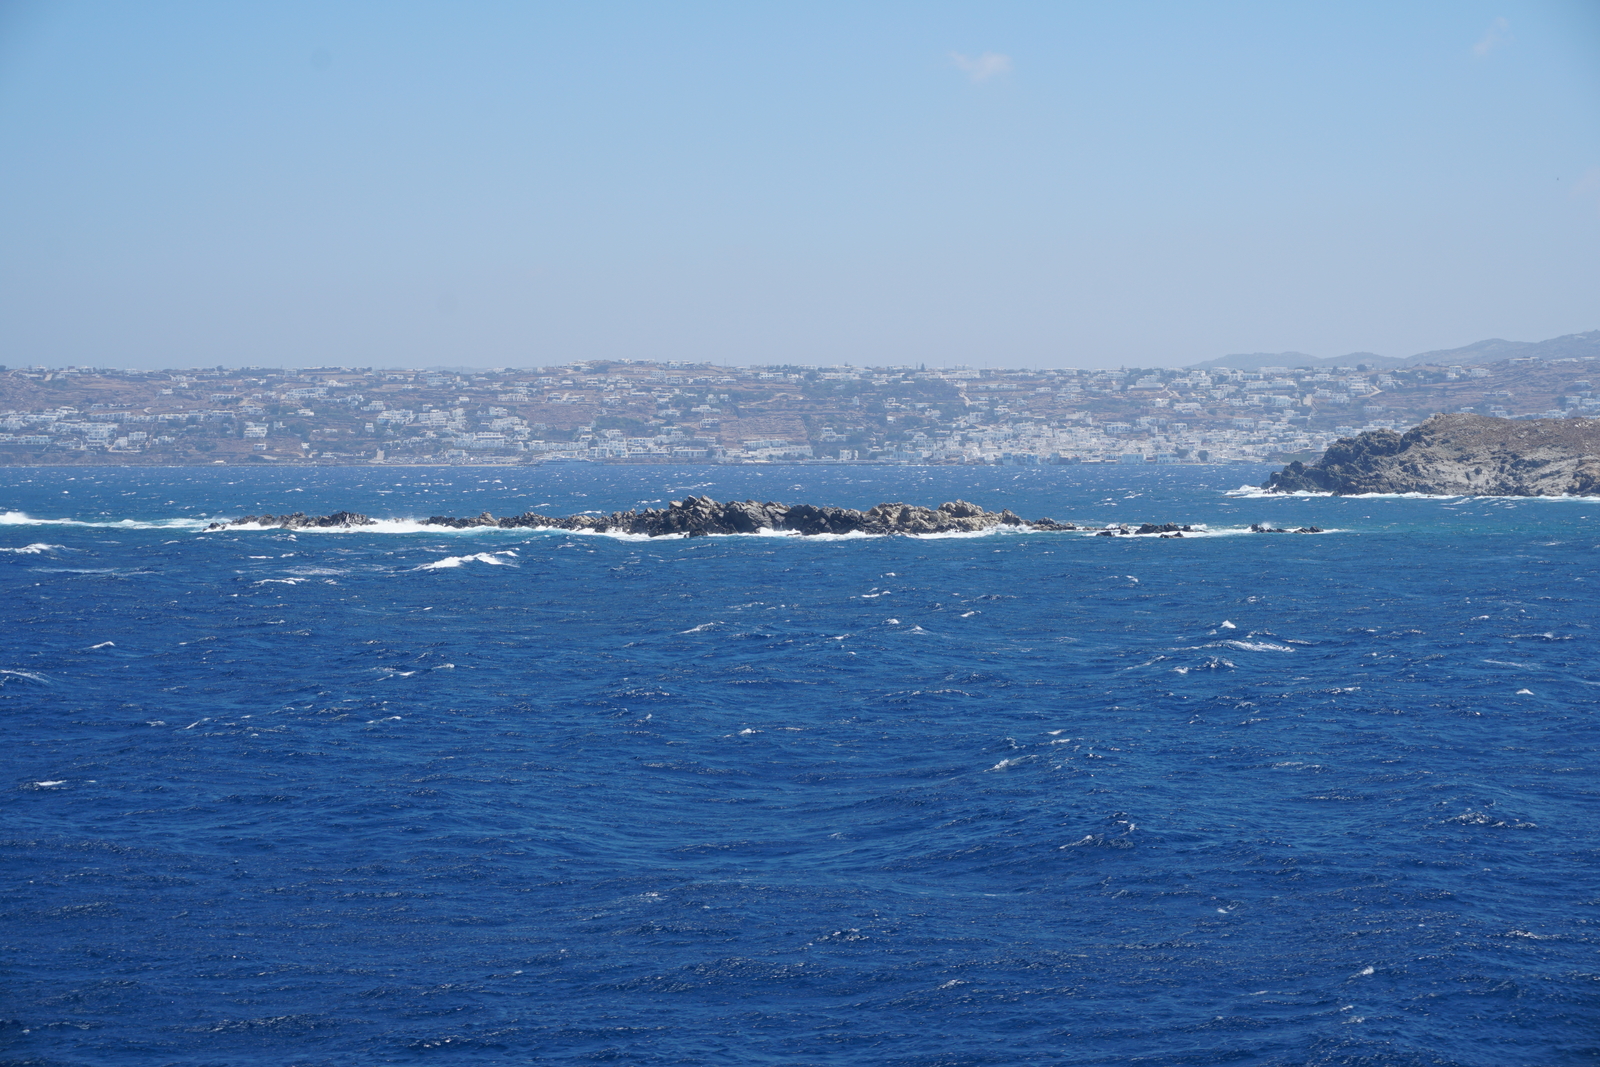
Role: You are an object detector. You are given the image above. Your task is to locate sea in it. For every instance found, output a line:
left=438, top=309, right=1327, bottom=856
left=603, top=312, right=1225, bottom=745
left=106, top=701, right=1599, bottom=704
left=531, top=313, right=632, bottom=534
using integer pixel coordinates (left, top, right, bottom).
left=1, top=463, right=1596, bottom=1067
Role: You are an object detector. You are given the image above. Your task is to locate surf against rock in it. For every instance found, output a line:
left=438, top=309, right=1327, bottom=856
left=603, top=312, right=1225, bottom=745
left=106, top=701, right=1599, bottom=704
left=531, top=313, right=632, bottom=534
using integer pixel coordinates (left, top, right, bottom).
left=208, top=497, right=1078, bottom=536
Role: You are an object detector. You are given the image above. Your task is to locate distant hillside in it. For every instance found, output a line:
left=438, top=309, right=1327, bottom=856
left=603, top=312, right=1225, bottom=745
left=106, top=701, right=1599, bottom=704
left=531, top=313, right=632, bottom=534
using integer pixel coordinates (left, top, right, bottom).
left=1189, top=351, right=1405, bottom=373
left=1401, top=330, right=1600, bottom=367
left=1191, top=330, right=1600, bottom=373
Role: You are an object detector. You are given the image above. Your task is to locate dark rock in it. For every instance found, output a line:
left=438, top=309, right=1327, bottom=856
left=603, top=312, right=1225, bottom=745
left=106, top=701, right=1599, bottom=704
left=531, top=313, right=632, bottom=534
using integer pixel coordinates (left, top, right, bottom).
left=205, top=510, right=373, bottom=531
left=209, top=497, right=1099, bottom=537
left=423, top=511, right=500, bottom=529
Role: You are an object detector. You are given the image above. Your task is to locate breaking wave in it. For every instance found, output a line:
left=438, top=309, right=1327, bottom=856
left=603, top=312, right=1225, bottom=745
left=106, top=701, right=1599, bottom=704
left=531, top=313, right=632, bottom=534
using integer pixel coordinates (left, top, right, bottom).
left=1226, top=485, right=1600, bottom=501
left=416, top=551, right=519, bottom=570
left=0, top=542, right=65, bottom=554
left=1, top=510, right=211, bottom=530
left=211, top=520, right=1078, bottom=541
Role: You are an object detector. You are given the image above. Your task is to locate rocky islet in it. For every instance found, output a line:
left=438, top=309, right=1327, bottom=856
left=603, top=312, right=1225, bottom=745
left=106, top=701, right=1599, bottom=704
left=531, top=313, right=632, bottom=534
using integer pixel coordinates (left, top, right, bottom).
left=207, top=497, right=1245, bottom=538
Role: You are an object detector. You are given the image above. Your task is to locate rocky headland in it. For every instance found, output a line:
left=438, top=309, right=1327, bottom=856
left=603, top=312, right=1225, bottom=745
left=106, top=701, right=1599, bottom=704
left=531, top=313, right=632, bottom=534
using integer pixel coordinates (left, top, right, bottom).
left=209, top=497, right=1083, bottom=537
left=1263, top=414, right=1600, bottom=497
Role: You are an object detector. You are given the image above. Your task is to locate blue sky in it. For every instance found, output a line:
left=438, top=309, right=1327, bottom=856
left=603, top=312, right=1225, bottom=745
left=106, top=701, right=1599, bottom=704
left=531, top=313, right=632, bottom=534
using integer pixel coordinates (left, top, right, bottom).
left=1, top=1, right=1596, bottom=369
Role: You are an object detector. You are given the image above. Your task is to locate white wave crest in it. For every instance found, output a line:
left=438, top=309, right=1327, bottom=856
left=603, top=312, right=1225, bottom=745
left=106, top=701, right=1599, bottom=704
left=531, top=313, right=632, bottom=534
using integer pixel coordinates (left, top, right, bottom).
left=221, top=518, right=449, bottom=535
left=215, top=519, right=1078, bottom=541
left=1, top=511, right=209, bottom=530
left=1226, top=486, right=1333, bottom=498
left=0, top=542, right=65, bottom=554
left=416, top=550, right=519, bottom=571
left=1188, top=639, right=1296, bottom=653
left=1226, top=485, right=1600, bottom=502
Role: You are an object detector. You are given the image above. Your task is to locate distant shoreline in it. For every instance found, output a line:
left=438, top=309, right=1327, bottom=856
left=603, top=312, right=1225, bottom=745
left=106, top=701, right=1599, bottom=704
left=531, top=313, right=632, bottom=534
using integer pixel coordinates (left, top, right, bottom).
left=0, top=456, right=1271, bottom=468
left=5, top=346, right=1593, bottom=469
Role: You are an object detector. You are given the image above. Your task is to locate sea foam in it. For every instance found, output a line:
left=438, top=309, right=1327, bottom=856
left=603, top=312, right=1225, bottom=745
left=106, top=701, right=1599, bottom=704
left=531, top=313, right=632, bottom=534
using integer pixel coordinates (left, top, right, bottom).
left=416, top=551, right=519, bottom=570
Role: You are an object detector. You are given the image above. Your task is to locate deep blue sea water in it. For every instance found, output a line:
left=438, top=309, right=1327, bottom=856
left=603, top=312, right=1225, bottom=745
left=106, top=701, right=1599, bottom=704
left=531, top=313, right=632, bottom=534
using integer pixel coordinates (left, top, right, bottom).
left=2, top=464, right=1596, bottom=1067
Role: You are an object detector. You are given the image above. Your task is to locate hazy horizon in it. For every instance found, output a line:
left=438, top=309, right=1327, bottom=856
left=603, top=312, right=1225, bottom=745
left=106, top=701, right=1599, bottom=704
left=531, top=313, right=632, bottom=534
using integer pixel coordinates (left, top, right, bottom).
left=2, top=1, right=1597, bottom=371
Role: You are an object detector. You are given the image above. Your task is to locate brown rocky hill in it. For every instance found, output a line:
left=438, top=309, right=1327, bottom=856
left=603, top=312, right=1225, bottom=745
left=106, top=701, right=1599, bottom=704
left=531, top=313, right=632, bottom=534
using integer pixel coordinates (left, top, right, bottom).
left=1263, top=414, right=1600, bottom=496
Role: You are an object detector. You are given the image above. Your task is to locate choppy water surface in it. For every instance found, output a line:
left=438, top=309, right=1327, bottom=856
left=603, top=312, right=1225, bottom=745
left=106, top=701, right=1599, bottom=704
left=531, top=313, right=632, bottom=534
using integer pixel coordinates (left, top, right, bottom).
left=2, top=465, right=1597, bottom=1066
